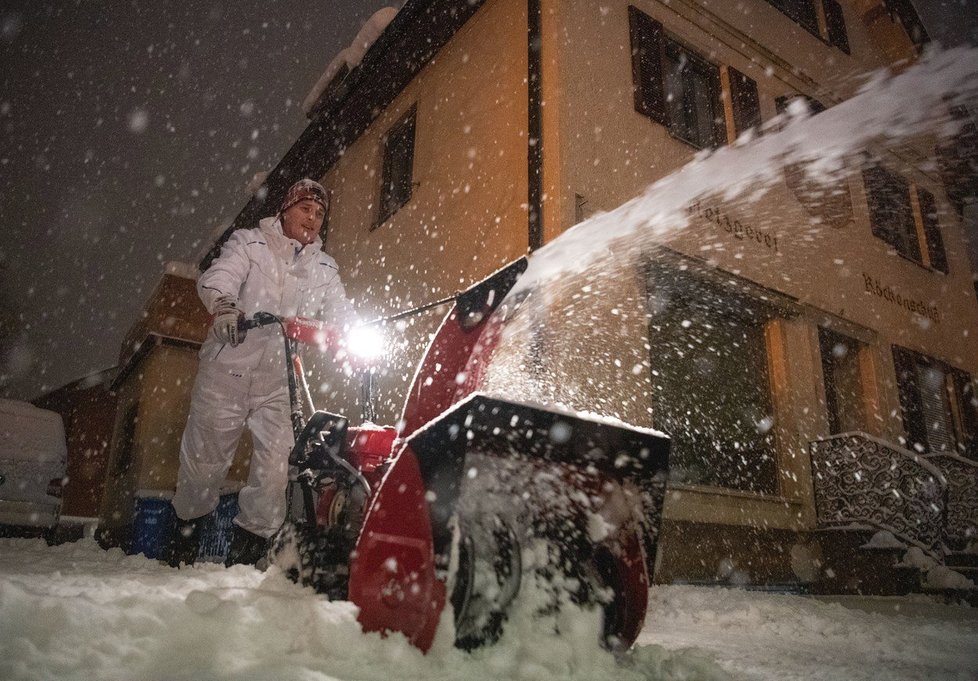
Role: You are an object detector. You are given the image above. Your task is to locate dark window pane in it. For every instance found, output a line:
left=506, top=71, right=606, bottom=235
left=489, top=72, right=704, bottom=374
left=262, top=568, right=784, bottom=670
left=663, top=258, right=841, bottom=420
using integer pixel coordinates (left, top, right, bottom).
left=818, top=328, right=865, bottom=435
left=729, top=66, right=761, bottom=138
left=917, top=188, right=948, bottom=273
left=893, top=347, right=973, bottom=456
left=893, top=346, right=927, bottom=452
left=317, top=188, right=333, bottom=247
left=950, top=369, right=978, bottom=459
left=863, top=164, right=921, bottom=263
left=917, top=361, right=955, bottom=453
left=822, top=0, right=850, bottom=53
left=936, top=105, right=978, bottom=217
left=663, top=40, right=722, bottom=149
left=766, top=0, right=819, bottom=35
left=378, top=110, right=416, bottom=225
left=648, top=270, right=778, bottom=494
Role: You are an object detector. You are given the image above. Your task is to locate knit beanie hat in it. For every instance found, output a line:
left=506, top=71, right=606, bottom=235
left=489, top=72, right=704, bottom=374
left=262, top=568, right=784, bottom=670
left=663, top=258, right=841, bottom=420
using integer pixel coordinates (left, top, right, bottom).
left=281, top=179, right=329, bottom=214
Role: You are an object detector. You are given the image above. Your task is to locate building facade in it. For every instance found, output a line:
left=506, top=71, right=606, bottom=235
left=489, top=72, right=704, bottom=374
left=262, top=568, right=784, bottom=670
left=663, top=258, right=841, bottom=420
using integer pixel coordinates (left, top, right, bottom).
left=109, top=0, right=977, bottom=586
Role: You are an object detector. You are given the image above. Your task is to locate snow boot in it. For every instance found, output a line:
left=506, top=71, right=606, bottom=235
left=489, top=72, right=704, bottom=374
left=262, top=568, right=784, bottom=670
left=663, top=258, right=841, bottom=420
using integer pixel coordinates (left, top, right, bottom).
left=164, top=516, right=202, bottom=568
left=225, top=525, right=268, bottom=568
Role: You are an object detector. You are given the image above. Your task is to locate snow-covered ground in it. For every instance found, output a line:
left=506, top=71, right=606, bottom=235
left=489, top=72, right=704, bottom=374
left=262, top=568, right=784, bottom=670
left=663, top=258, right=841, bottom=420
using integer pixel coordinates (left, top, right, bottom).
left=1, top=538, right=975, bottom=681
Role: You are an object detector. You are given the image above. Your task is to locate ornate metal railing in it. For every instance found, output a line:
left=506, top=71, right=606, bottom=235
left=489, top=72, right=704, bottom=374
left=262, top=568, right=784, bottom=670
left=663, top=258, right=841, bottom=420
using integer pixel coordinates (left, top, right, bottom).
left=926, top=453, right=978, bottom=548
left=809, top=432, right=947, bottom=551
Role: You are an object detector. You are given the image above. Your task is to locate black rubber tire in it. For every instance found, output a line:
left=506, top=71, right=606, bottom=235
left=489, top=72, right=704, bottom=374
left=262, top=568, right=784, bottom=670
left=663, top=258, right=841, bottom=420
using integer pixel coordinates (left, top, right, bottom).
left=449, top=453, right=645, bottom=651
left=267, top=521, right=351, bottom=599
left=451, top=513, right=523, bottom=649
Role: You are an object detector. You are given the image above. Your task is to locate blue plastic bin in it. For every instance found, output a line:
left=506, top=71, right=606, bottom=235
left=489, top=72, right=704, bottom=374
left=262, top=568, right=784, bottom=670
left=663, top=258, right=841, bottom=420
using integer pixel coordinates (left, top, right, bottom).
left=197, top=493, right=239, bottom=563
left=129, top=496, right=173, bottom=559
left=129, top=492, right=239, bottom=562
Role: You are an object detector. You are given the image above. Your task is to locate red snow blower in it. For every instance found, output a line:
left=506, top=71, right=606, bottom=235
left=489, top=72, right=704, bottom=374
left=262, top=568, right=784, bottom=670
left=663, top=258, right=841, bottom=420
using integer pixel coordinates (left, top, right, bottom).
left=242, top=257, right=670, bottom=652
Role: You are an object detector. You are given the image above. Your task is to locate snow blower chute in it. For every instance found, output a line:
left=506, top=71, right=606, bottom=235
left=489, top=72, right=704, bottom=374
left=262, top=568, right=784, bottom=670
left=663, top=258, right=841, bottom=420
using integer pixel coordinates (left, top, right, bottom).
left=255, top=257, right=670, bottom=652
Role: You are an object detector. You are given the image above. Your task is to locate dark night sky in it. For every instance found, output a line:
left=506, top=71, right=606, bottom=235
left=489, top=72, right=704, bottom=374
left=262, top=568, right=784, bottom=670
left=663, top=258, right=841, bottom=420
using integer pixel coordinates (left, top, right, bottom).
left=0, top=0, right=393, bottom=400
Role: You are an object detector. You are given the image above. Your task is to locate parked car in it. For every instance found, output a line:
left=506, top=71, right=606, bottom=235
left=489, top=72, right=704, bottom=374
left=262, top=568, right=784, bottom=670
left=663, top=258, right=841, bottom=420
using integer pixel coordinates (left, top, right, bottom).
left=0, top=399, right=67, bottom=536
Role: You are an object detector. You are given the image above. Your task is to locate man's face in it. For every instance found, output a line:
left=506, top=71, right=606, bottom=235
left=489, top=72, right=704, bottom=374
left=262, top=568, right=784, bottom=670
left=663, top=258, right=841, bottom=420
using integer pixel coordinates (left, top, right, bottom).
left=282, top=198, right=326, bottom=245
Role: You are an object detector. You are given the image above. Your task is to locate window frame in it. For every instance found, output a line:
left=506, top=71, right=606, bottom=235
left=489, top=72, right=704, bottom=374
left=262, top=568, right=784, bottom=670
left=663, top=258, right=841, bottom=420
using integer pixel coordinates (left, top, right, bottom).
left=661, top=37, right=725, bottom=150
left=862, top=163, right=949, bottom=273
left=375, top=106, right=417, bottom=228
left=630, top=7, right=757, bottom=150
left=893, top=346, right=978, bottom=459
left=817, top=326, right=868, bottom=435
left=764, top=0, right=850, bottom=52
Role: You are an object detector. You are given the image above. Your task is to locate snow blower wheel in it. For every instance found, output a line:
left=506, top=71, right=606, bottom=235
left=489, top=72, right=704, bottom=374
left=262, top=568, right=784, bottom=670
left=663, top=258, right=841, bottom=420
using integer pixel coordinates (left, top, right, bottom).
left=450, top=514, right=522, bottom=649
left=268, top=522, right=352, bottom=600
left=447, top=452, right=623, bottom=649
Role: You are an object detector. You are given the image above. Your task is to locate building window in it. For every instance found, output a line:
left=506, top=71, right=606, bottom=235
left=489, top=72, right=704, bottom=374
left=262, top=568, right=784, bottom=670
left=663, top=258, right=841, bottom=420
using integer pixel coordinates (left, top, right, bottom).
left=863, top=164, right=948, bottom=272
left=822, top=0, right=850, bottom=53
left=893, top=347, right=978, bottom=459
left=729, top=66, right=761, bottom=139
left=937, top=105, right=978, bottom=219
left=377, top=107, right=416, bottom=226
left=647, top=267, right=779, bottom=494
left=883, top=0, right=930, bottom=52
left=766, top=0, right=819, bottom=35
left=818, top=327, right=867, bottom=434
left=662, top=40, right=724, bottom=149
left=112, top=403, right=139, bottom=477
left=917, top=187, right=948, bottom=273
left=629, top=7, right=741, bottom=150
left=765, top=0, right=850, bottom=52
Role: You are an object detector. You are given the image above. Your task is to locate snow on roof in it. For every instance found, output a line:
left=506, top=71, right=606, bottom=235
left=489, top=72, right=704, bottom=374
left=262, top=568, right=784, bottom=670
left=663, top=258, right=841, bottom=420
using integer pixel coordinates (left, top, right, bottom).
left=245, top=170, right=269, bottom=196
left=163, top=261, right=199, bottom=280
left=67, top=366, right=118, bottom=391
left=302, top=7, right=399, bottom=116
left=0, top=398, right=59, bottom=421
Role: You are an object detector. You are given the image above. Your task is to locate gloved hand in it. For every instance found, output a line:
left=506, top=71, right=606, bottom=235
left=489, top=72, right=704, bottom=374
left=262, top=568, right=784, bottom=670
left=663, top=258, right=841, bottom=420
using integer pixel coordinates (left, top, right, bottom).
left=212, top=297, right=243, bottom=346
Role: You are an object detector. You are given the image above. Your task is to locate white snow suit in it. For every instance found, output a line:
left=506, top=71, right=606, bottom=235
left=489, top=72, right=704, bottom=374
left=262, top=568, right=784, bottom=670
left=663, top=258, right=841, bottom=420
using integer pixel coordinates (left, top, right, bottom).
left=172, top=216, right=355, bottom=537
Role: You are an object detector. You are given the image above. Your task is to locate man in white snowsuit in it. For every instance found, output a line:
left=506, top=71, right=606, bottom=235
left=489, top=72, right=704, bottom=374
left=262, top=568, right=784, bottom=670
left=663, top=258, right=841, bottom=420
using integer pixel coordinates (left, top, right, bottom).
left=166, top=179, right=355, bottom=567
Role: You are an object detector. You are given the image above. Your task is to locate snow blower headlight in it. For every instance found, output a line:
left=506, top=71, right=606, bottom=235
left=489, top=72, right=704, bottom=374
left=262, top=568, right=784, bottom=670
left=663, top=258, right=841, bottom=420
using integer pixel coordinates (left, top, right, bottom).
left=346, top=325, right=386, bottom=362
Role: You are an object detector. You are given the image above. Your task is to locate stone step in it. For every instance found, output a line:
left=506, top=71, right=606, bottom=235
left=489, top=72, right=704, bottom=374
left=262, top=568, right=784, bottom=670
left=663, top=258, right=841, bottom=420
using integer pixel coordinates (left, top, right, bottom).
left=938, top=565, right=978, bottom=583
left=944, top=552, right=978, bottom=569
left=919, top=587, right=978, bottom=607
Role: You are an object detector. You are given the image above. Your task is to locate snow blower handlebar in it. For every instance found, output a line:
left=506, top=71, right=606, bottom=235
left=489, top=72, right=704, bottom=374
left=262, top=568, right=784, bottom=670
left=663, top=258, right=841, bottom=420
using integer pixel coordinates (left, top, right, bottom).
left=237, top=312, right=307, bottom=439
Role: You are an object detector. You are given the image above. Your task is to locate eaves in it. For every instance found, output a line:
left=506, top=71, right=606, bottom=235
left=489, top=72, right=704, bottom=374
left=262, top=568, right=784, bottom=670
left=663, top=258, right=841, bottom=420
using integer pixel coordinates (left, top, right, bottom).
left=222, top=0, right=487, bottom=242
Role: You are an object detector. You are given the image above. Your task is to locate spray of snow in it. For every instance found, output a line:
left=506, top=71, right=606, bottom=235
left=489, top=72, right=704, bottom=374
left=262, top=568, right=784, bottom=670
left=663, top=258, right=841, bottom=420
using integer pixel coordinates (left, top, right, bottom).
left=511, top=46, right=978, bottom=295
left=472, top=44, right=978, bottom=450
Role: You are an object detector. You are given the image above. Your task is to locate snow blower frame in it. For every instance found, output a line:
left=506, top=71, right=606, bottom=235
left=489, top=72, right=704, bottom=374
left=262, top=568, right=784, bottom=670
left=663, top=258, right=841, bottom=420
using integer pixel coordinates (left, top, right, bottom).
left=244, top=257, right=670, bottom=652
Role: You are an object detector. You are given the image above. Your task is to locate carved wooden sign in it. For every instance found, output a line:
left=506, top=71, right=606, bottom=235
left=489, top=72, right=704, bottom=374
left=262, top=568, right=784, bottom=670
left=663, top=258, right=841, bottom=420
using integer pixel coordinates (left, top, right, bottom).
left=863, top=272, right=940, bottom=324
left=687, top=200, right=780, bottom=253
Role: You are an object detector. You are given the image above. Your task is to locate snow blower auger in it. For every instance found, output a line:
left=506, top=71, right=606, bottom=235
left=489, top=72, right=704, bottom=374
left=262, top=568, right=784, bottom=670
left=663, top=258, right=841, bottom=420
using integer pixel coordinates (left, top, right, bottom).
left=253, top=257, right=670, bottom=653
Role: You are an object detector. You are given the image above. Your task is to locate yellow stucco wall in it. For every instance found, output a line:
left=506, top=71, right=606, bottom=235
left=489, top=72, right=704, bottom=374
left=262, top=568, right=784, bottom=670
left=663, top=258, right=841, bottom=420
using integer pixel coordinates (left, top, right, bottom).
left=315, top=0, right=531, bottom=424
